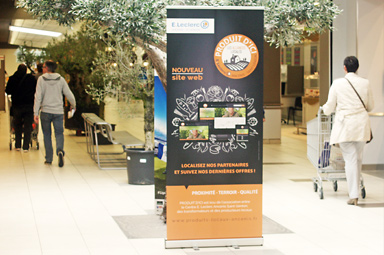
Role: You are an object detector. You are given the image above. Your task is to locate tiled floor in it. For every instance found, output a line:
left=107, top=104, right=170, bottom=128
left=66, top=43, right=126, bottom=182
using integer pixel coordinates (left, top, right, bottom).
left=0, top=99, right=383, bottom=255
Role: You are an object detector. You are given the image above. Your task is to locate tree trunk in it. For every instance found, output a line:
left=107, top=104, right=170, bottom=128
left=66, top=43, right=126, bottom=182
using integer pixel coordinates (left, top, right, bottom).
left=146, top=46, right=167, bottom=92
left=144, top=131, right=154, bottom=151
left=133, top=37, right=167, bottom=92
left=143, top=94, right=154, bottom=151
left=99, top=101, right=105, bottom=119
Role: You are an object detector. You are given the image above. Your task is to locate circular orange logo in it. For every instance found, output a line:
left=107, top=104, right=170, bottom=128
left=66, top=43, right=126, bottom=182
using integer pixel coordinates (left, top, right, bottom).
left=214, top=34, right=259, bottom=79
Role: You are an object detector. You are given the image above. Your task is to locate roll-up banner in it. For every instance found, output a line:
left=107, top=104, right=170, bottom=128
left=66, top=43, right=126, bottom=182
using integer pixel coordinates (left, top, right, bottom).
left=154, top=74, right=167, bottom=215
left=166, top=7, right=264, bottom=248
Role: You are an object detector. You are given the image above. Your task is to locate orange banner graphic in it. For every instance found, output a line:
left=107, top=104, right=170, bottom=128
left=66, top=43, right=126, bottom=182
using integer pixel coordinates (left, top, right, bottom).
left=167, top=184, right=262, bottom=240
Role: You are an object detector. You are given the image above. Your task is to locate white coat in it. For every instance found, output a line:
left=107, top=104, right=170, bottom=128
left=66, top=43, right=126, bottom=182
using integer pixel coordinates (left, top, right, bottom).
left=323, top=72, right=374, bottom=145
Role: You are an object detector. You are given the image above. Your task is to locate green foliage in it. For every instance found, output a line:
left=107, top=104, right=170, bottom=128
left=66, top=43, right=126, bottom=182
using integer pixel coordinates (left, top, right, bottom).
left=18, top=0, right=77, bottom=26
left=45, top=27, right=103, bottom=78
left=44, top=25, right=106, bottom=108
left=179, top=126, right=208, bottom=139
left=214, top=107, right=244, bottom=117
left=180, top=129, right=190, bottom=139
left=215, top=107, right=226, bottom=117
left=260, top=0, right=341, bottom=47
left=86, top=29, right=154, bottom=102
left=237, top=107, right=246, bottom=116
left=17, top=0, right=342, bottom=148
left=16, top=44, right=46, bottom=73
left=85, top=28, right=155, bottom=144
left=19, top=0, right=341, bottom=48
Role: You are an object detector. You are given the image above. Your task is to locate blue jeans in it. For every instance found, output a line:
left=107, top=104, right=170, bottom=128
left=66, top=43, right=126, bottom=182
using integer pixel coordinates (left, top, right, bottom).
left=40, top=112, right=64, bottom=163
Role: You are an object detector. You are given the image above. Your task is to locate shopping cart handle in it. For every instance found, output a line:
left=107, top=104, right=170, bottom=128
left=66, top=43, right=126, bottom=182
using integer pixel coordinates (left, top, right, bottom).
left=317, top=106, right=324, bottom=116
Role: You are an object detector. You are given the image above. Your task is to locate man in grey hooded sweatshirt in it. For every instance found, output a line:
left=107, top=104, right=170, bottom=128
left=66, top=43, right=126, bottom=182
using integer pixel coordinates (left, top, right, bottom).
left=34, top=60, right=76, bottom=167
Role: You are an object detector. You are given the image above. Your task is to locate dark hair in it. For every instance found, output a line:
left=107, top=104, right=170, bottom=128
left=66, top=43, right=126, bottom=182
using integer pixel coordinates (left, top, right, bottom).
left=344, top=56, right=359, bottom=73
left=17, top=64, right=27, bottom=73
left=13, top=64, right=27, bottom=77
left=37, top=63, right=43, bottom=73
left=44, top=60, right=57, bottom=72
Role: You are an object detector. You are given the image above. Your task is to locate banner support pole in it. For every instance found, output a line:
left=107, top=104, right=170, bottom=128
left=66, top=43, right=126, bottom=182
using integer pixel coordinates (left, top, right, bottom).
left=165, top=237, right=264, bottom=249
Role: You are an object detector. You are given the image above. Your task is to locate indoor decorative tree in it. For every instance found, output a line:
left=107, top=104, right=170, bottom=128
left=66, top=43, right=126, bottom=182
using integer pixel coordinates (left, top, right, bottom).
left=18, top=0, right=341, bottom=149
left=86, top=30, right=155, bottom=150
left=44, top=25, right=107, bottom=129
left=16, top=44, right=46, bottom=73
left=18, top=0, right=342, bottom=92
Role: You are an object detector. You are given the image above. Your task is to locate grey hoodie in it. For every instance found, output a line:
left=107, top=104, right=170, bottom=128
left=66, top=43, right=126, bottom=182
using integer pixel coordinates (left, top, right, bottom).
left=34, top=73, right=76, bottom=115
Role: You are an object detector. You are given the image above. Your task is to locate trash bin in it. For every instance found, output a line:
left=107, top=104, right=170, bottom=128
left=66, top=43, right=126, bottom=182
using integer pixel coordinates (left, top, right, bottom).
left=126, top=148, right=154, bottom=185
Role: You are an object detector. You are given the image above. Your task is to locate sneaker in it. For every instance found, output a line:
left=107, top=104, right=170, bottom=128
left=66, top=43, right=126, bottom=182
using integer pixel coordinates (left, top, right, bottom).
left=58, top=151, right=64, bottom=167
left=23, top=149, right=29, bottom=153
left=44, top=161, right=52, bottom=165
left=15, top=148, right=21, bottom=151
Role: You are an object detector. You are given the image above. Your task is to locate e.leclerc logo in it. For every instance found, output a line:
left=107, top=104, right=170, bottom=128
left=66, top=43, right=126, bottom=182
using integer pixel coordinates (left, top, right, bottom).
left=166, top=19, right=214, bottom=34
left=214, top=34, right=259, bottom=79
left=200, top=20, right=209, bottom=29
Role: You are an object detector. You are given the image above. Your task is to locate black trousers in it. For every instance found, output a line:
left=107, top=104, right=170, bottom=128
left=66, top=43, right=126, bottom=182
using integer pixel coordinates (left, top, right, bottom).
left=13, top=105, right=34, bottom=150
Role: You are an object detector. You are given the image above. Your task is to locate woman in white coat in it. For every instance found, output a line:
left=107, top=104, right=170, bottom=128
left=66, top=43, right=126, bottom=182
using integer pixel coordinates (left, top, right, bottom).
left=322, top=56, right=374, bottom=205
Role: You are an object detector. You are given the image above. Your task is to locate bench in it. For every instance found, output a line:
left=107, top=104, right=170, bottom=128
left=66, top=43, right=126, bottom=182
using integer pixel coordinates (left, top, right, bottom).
left=82, top=113, right=144, bottom=169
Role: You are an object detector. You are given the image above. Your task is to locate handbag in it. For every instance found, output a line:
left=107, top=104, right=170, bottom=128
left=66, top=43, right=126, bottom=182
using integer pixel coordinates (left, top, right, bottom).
left=345, top=78, right=373, bottom=143
left=318, top=141, right=331, bottom=168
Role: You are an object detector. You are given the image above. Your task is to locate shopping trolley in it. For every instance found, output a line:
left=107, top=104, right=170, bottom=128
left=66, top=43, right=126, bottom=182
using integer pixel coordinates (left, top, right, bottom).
left=30, top=122, right=39, bottom=150
left=7, top=96, right=39, bottom=150
left=307, top=107, right=366, bottom=199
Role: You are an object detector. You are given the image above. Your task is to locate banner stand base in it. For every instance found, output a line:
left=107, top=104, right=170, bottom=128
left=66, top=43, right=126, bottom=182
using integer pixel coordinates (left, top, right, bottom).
left=165, top=237, right=263, bottom=249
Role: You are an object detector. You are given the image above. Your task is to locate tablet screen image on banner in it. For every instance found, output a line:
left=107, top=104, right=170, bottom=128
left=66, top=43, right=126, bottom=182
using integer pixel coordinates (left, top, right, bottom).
left=236, top=125, right=249, bottom=142
left=179, top=122, right=210, bottom=141
left=199, top=102, right=247, bottom=129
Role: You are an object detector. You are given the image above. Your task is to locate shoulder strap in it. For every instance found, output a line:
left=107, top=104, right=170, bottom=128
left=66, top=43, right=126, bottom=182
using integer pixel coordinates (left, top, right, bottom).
left=19, top=74, right=27, bottom=85
left=14, top=74, right=27, bottom=93
left=345, top=78, right=366, bottom=110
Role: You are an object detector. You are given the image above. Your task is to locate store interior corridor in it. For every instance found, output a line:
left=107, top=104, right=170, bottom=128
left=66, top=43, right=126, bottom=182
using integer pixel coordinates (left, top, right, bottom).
left=0, top=97, right=383, bottom=255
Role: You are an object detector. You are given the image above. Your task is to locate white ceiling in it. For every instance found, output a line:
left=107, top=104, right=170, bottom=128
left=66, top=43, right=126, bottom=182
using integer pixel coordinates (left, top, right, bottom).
left=9, top=19, right=79, bottom=48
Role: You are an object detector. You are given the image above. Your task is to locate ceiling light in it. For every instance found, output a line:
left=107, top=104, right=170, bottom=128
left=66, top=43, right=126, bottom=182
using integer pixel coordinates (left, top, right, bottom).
left=9, top=26, right=62, bottom=37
